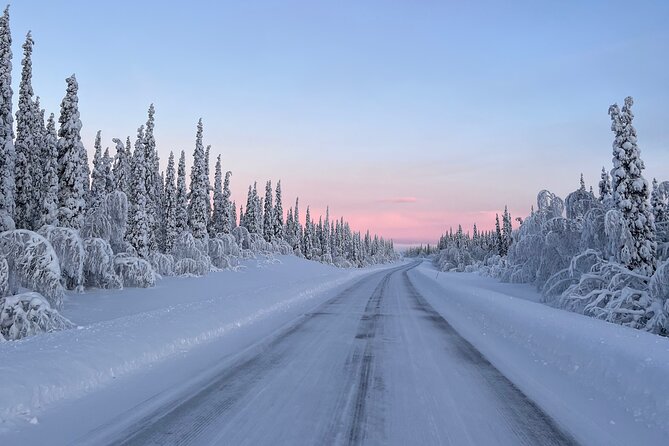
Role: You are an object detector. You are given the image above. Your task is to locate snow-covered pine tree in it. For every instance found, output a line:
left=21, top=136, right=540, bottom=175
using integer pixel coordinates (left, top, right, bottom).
left=238, top=204, right=244, bottom=229
left=143, top=104, right=162, bottom=251
left=303, top=206, right=314, bottom=259
left=273, top=181, right=284, bottom=240
left=294, top=197, right=302, bottom=244
left=210, top=154, right=225, bottom=236
left=253, top=185, right=261, bottom=234
left=204, top=144, right=211, bottom=227
left=175, top=150, right=188, bottom=235
left=0, top=6, right=14, bottom=231
left=651, top=178, right=668, bottom=225
left=222, top=170, right=232, bottom=233
left=502, top=205, right=512, bottom=253
left=495, top=213, right=504, bottom=256
left=127, top=126, right=150, bottom=257
left=243, top=185, right=254, bottom=232
left=89, top=130, right=105, bottom=207
left=38, top=113, right=59, bottom=227
left=31, top=97, right=47, bottom=225
left=14, top=32, right=37, bottom=229
left=57, top=75, right=88, bottom=230
left=285, top=207, right=293, bottom=243
left=322, top=206, right=330, bottom=256
left=609, top=97, right=656, bottom=275
left=163, top=151, right=177, bottom=252
left=598, top=166, right=612, bottom=204
left=112, top=137, right=130, bottom=195
left=263, top=180, right=273, bottom=242
left=102, top=147, right=114, bottom=194
left=188, top=119, right=208, bottom=239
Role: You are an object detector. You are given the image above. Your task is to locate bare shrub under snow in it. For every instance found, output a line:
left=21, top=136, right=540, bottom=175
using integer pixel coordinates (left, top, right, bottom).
left=0, top=292, right=74, bottom=341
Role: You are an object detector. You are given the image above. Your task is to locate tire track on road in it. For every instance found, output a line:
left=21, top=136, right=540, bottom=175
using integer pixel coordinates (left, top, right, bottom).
left=402, top=267, right=578, bottom=446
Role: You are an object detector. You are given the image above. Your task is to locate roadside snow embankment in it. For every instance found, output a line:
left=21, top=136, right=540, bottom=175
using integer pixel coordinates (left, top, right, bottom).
left=410, top=262, right=669, bottom=446
left=0, top=256, right=373, bottom=428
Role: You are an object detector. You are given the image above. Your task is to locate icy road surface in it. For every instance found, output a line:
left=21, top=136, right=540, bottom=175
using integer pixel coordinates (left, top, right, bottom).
left=91, top=262, right=575, bottom=446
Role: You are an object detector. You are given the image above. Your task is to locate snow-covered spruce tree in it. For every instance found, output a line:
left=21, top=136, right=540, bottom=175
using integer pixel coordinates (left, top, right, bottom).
left=57, top=75, right=88, bottom=230
left=188, top=119, right=208, bottom=239
left=127, top=126, right=150, bottom=258
left=102, top=147, right=114, bottom=193
left=112, top=137, right=130, bottom=195
left=204, top=144, right=212, bottom=227
left=222, top=170, right=232, bottom=233
left=163, top=151, right=178, bottom=252
left=273, top=181, right=284, bottom=240
left=609, top=97, right=656, bottom=275
left=0, top=6, right=14, bottom=232
left=38, top=113, right=59, bottom=227
left=209, top=154, right=224, bottom=236
left=230, top=200, right=237, bottom=229
left=143, top=104, right=162, bottom=251
left=13, top=32, right=37, bottom=230
left=502, top=206, right=512, bottom=254
left=495, top=214, right=505, bottom=256
left=243, top=183, right=261, bottom=234
left=303, top=206, right=314, bottom=259
left=176, top=150, right=188, bottom=235
left=89, top=130, right=105, bottom=208
left=599, top=167, right=613, bottom=207
left=263, top=180, right=273, bottom=242
left=651, top=178, right=668, bottom=225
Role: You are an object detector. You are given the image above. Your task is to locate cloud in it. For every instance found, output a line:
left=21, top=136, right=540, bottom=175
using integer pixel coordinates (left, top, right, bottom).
left=379, top=197, right=418, bottom=204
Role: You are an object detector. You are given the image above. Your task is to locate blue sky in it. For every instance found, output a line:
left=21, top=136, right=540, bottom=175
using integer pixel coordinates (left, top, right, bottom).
left=10, top=0, right=669, bottom=244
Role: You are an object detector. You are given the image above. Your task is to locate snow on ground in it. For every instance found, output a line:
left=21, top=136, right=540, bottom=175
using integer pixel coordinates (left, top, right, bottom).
left=411, top=262, right=669, bottom=446
left=0, top=255, right=389, bottom=438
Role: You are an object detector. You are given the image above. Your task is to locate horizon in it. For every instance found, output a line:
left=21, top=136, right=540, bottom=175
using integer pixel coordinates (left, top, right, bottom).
left=8, top=0, right=669, bottom=245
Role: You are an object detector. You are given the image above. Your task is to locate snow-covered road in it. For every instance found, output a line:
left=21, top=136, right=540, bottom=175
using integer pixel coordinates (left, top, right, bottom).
left=89, top=261, right=574, bottom=445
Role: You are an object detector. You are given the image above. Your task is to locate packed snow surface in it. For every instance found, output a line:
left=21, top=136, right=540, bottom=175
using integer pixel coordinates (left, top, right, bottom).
left=1, top=258, right=668, bottom=445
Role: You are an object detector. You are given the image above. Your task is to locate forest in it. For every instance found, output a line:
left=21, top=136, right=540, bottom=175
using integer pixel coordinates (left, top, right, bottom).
left=423, top=96, right=669, bottom=336
left=0, top=7, right=397, bottom=341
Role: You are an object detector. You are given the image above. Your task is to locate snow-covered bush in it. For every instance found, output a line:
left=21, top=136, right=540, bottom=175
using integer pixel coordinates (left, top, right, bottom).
left=0, top=256, right=9, bottom=298
left=38, top=225, right=85, bottom=292
left=647, top=259, right=669, bottom=335
left=535, top=217, right=582, bottom=289
left=113, top=254, right=155, bottom=288
left=208, top=237, right=237, bottom=270
left=232, top=226, right=252, bottom=250
left=565, top=185, right=597, bottom=221
left=83, top=237, right=122, bottom=289
left=0, top=230, right=64, bottom=309
left=171, top=232, right=211, bottom=276
left=106, top=191, right=129, bottom=253
left=579, top=207, right=607, bottom=254
left=0, top=292, right=74, bottom=341
left=149, top=252, right=174, bottom=277
left=80, top=203, right=112, bottom=242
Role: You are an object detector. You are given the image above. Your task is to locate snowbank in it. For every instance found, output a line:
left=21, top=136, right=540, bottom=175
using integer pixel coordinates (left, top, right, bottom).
left=410, top=263, right=669, bottom=446
left=0, top=256, right=371, bottom=430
